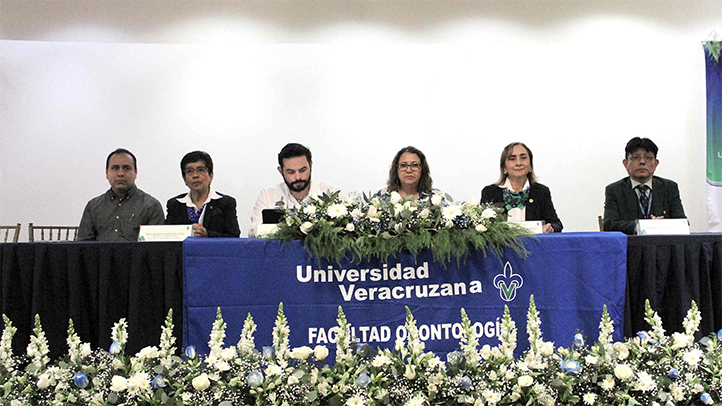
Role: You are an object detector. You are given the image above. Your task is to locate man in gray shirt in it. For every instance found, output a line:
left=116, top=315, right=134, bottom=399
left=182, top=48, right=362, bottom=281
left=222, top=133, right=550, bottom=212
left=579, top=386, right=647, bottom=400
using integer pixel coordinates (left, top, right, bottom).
left=78, top=148, right=164, bottom=241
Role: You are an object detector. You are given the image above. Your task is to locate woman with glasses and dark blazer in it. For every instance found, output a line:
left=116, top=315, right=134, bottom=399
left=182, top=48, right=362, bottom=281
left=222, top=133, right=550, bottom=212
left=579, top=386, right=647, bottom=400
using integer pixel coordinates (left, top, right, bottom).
left=165, top=151, right=240, bottom=238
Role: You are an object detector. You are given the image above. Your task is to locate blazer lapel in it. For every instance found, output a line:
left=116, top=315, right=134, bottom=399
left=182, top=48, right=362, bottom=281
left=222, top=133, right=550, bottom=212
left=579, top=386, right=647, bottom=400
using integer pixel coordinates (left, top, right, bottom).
left=650, top=177, right=664, bottom=217
left=622, top=178, right=641, bottom=218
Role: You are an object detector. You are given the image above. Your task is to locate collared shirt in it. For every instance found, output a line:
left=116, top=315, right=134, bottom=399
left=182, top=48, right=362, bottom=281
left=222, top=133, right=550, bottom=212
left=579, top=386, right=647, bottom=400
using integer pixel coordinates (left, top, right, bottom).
left=175, top=189, right=223, bottom=226
left=78, top=184, right=165, bottom=241
left=630, top=178, right=653, bottom=199
left=501, top=178, right=530, bottom=223
left=249, top=180, right=337, bottom=237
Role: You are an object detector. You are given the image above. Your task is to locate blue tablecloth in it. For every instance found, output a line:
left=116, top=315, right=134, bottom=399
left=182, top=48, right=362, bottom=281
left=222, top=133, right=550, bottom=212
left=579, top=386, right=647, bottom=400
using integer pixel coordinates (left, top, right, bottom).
left=183, top=232, right=627, bottom=356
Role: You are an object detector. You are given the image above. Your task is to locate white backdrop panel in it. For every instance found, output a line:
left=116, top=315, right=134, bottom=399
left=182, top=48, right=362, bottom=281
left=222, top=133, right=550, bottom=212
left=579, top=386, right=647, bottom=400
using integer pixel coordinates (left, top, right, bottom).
left=0, top=39, right=705, bottom=238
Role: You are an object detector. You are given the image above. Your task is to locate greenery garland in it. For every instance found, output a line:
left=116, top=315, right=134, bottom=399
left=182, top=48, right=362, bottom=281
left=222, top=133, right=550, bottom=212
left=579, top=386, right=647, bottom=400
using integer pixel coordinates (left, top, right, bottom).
left=704, top=39, right=722, bottom=62
left=269, top=191, right=531, bottom=265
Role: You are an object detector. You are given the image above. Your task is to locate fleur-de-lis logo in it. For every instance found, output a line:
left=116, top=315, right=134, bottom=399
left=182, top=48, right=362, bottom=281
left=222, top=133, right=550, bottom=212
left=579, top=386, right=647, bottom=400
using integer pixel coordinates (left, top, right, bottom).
left=493, top=262, right=524, bottom=302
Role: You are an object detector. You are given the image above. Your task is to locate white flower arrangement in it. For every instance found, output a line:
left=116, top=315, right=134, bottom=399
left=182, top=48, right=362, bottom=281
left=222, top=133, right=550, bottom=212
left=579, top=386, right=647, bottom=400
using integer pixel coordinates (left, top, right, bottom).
left=1, top=298, right=721, bottom=405
left=271, top=190, right=530, bottom=265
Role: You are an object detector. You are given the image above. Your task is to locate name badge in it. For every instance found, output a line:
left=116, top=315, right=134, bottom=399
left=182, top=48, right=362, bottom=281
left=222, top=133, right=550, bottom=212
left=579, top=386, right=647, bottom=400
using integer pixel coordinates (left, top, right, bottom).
left=511, top=220, right=545, bottom=234
left=138, top=225, right=193, bottom=241
left=635, top=219, right=690, bottom=235
left=256, top=224, right=279, bottom=238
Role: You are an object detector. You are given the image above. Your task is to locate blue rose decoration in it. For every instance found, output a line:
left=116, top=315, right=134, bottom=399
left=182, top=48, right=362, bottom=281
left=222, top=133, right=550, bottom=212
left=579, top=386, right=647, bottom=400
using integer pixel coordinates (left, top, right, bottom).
left=701, top=392, right=713, bottom=405
left=560, top=359, right=582, bottom=375
left=152, top=375, right=167, bottom=388
left=247, top=371, right=264, bottom=388
left=73, top=372, right=89, bottom=389
left=355, top=343, right=371, bottom=358
left=460, top=375, right=472, bottom=389
left=262, top=346, right=275, bottom=361
left=573, top=333, right=584, bottom=347
left=355, top=372, right=371, bottom=388
left=446, top=350, right=463, bottom=367
left=109, top=341, right=121, bottom=355
left=185, top=345, right=197, bottom=359
left=668, top=368, right=680, bottom=379
left=636, top=331, right=649, bottom=340
left=718, top=329, right=722, bottom=340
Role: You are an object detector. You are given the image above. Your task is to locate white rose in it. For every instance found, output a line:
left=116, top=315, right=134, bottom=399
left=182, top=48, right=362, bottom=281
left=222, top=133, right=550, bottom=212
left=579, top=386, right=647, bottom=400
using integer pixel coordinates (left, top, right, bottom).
left=613, top=342, right=629, bottom=360
left=221, top=347, right=236, bottom=361
left=136, top=346, right=159, bottom=360
left=314, top=345, right=329, bottom=361
left=479, top=345, right=491, bottom=360
left=344, top=223, right=355, bottom=232
left=287, top=375, right=299, bottom=385
left=517, top=375, right=533, bottom=387
left=475, top=223, right=487, bottom=232
left=285, top=217, right=293, bottom=226
left=539, top=342, right=554, bottom=357
left=404, top=364, right=416, bottom=380
left=303, top=205, right=317, bottom=215
left=394, top=203, right=404, bottom=216
left=614, top=364, right=634, bottom=381
left=351, top=209, right=363, bottom=218
left=467, top=196, right=479, bottom=207
left=585, top=355, right=598, bottom=365
left=367, top=206, right=378, bottom=218
left=192, top=373, right=211, bottom=391
left=110, top=375, right=127, bottom=392
left=289, top=346, right=314, bottom=360
left=390, top=191, right=402, bottom=204
left=419, top=208, right=430, bottom=219
left=80, top=343, right=92, bottom=357
left=37, top=374, right=51, bottom=390
left=300, top=222, right=313, bottom=234
left=671, top=333, right=694, bottom=350
left=394, top=223, right=404, bottom=233
left=481, top=208, right=497, bottom=219
left=431, top=194, right=443, bottom=206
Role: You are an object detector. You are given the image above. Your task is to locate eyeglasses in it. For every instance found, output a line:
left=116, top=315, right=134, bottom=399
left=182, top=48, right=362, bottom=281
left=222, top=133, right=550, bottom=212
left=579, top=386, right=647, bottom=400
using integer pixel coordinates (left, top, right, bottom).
left=184, top=166, right=209, bottom=176
left=628, top=154, right=655, bottom=163
left=398, top=162, right=422, bottom=171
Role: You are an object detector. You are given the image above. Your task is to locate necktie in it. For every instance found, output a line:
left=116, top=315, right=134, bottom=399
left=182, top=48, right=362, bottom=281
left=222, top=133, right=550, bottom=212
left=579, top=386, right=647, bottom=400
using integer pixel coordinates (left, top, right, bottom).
left=637, top=185, right=650, bottom=218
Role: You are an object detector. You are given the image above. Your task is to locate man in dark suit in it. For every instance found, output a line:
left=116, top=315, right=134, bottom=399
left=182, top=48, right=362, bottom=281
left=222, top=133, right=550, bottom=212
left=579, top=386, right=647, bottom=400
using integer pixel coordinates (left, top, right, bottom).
left=603, top=137, right=686, bottom=234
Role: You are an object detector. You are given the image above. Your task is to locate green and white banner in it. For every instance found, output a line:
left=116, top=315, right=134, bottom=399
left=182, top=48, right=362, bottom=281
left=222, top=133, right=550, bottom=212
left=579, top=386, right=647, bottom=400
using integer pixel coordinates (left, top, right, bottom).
left=706, top=45, right=722, bottom=231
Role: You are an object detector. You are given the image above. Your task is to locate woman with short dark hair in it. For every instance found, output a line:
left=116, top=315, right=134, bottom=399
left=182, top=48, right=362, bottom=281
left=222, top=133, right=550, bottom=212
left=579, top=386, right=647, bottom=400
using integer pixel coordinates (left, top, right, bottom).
left=165, top=151, right=240, bottom=237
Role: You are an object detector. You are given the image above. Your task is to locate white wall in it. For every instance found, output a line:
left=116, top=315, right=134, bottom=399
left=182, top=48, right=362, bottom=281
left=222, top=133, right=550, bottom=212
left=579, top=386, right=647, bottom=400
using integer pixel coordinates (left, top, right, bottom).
left=1, top=1, right=719, bottom=239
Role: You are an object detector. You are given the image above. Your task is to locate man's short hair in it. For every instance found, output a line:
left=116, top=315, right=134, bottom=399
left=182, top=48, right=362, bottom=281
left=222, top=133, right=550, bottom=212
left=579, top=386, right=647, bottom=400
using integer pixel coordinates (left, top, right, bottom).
left=278, top=143, right=312, bottom=168
left=625, top=137, right=658, bottom=158
left=180, top=151, right=214, bottom=176
left=106, top=148, right=137, bottom=170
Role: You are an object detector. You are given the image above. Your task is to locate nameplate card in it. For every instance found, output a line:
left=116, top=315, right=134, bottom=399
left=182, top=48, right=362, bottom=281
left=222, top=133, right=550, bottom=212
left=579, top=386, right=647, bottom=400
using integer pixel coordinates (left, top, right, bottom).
left=138, top=225, right=193, bottom=241
left=256, top=224, right=279, bottom=238
left=512, top=220, right=544, bottom=234
left=635, top=219, right=690, bottom=235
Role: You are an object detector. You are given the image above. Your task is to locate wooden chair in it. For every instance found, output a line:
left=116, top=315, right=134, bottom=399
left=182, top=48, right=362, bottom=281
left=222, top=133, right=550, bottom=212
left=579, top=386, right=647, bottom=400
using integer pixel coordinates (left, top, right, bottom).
left=597, top=216, right=604, bottom=232
left=1, top=223, right=21, bottom=243
left=28, top=223, right=79, bottom=242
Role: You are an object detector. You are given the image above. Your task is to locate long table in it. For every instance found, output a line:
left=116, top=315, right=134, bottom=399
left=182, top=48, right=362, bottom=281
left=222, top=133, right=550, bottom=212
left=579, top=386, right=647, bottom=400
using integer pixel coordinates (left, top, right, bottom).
left=0, top=242, right=183, bottom=360
left=1, top=233, right=721, bottom=360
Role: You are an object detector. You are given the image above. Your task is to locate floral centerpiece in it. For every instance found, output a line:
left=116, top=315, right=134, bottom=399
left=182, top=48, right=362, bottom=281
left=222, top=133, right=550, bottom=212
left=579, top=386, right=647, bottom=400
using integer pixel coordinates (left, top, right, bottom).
left=270, top=190, right=531, bottom=264
left=1, top=298, right=721, bottom=405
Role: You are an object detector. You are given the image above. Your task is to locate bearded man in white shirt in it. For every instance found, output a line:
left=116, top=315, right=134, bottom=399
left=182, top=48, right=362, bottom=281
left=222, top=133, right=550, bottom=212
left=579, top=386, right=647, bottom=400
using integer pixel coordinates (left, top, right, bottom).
left=248, top=143, right=336, bottom=237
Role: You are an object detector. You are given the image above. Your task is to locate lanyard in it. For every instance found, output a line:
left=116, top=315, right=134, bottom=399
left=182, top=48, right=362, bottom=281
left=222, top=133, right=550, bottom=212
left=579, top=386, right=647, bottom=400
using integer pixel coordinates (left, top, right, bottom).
left=637, top=190, right=653, bottom=219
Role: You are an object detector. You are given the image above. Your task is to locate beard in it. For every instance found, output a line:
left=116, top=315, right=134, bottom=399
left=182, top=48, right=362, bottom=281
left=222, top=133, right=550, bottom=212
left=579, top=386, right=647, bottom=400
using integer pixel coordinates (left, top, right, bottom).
left=285, top=175, right=310, bottom=193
